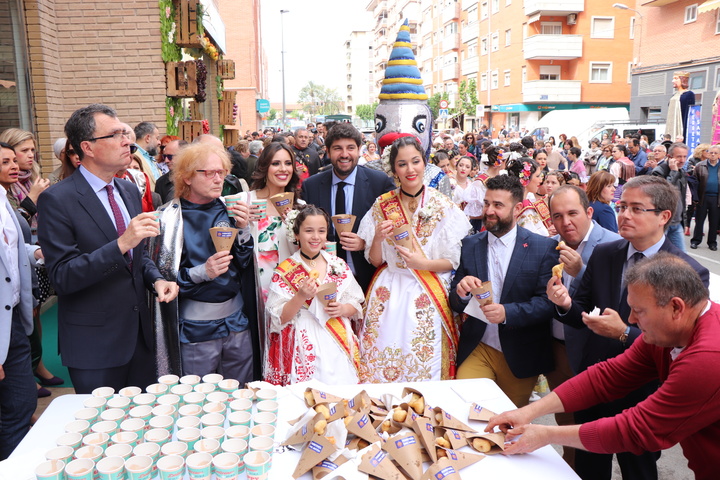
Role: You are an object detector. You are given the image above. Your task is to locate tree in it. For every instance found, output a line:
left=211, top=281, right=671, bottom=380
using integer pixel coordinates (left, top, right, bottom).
left=266, top=108, right=277, bottom=122
left=452, top=79, right=480, bottom=122
left=298, top=81, right=343, bottom=116
left=428, top=92, right=450, bottom=123
left=355, top=103, right=378, bottom=122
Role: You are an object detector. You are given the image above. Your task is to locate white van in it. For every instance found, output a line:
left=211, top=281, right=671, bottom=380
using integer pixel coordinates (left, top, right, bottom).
left=587, top=121, right=667, bottom=146
left=528, top=108, right=630, bottom=148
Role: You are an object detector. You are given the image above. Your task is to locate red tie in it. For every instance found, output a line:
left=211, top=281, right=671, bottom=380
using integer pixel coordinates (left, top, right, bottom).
left=105, top=185, right=127, bottom=236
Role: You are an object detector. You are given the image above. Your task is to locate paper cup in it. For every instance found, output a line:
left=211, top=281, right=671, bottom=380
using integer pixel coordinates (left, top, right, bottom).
left=225, top=194, right=244, bottom=217
left=74, top=408, right=99, bottom=424
left=157, top=454, right=185, bottom=480
left=201, top=425, right=226, bottom=443
left=231, top=389, right=254, bottom=401
left=152, top=404, right=177, bottom=420
left=227, top=410, right=251, bottom=427
left=200, top=412, right=225, bottom=428
left=186, top=452, right=213, bottom=480
left=180, top=374, right=201, bottom=386
left=35, top=459, right=66, bottom=480
left=201, top=373, right=223, bottom=385
left=210, top=227, right=239, bottom=252
left=124, top=455, right=153, bottom=480
left=83, top=396, right=107, bottom=413
left=118, top=386, right=142, bottom=399
left=206, top=391, right=229, bottom=405
left=65, top=419, right=91, bottom=436
left=161, top=440, right=189, bottom=459
left=269, top=192, right=294, bottom=217
left=331, top=214, right=356, bottom=233
left=149, top=415, right=174, bottom=432
left=105, top=443, right=133, bottom=461
left=100, top=408, right=126, bottom=428
left=194, top=383, right=216, bottom=394
left=228, top=398, right=252, bottom=413
left=217, top=378, right=239, bottom=394
left=323, top=241, right=337, bottom=256
left=213, top=452, right=240, bottom=480
left=193, top=438, right=220, bottom=456
left=252, top=412, right=276, bottom=428
left=128, top=405, right=153, bottom=425
left=144, top=428, right=170, bottom=446
left=248, top=436, right=273, bottom=455
left=106, top=396, right=131, bottom=412
left=176, top=415, right=201, bottom=430
left=250, top=424, right=275, bottom=439
left=56, top=432, right=83, bottom=450
left=132, top=393, right=156, bottom=408
left=74, top=445, right=103, bottom=463
left=251, top=199, right=267, bottom=220
left=81, top=432, right=109, bottom=451
left=391, top=223, right=413, bottom=249
left=176, top=427, right=202, bottom=451
left=119, top=418, right=145, bottom=436
left=225, top=425, right=250, bottom=442
left=91, top=420, right=118, bottom=437
left=96, top=456, right=125, bottom=480
left=183, top=391, right=206, bottom=406
left=255, top=389, right=277, bottom=402
left=64, top=458, right=94, bottom=480
left=92, top=386, right=115, bottom=400
left=243, top=450, right=271, bottom=480
left=178, top=403, right=204, bottom=418
left=158, top=374, right=179, bottom=387
left=170, top=383, right=193, bottom=398
left=255, top=400, right=278, bottom=415
left=132, top=442, right=160, bottom=463
left=45, top=445, right=74, bottom=463
left=202, top=402, right=226, bottom=416
left=111, top=431, right=139, bottom=449
left=315, top=282, right=338, bottom=307
left=146, top=383, right=168, bottom=395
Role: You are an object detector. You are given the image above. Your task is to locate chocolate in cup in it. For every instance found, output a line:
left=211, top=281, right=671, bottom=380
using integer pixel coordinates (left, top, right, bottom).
left=315, top=282, right=338, bottom=308
left=268, top=192, right=294, bottom=217
left=210, top=227, right=239, bottom=252
left=470, top=281, right=494, bottom=307
left=391, top=223, right=414, bottom=250
left=331, top=214, right=356, bottom=234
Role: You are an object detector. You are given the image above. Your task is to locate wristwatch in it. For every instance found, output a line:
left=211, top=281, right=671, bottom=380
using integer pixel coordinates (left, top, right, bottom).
left=618, top=325, right=631, bottom=344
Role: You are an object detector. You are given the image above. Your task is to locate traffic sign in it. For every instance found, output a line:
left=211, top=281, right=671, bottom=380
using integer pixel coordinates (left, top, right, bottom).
left=439, top=108, right=449, bottom=118
left=439, top=100, right=449, bottom=109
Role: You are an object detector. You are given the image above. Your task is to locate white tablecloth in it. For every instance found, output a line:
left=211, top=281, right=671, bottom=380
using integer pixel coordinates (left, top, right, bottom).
left=5, top=378, right=579, bottom=479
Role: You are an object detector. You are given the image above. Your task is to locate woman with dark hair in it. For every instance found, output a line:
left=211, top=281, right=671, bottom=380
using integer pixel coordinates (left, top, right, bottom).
left=584, top=139, right=602, bottom=175
left=265, top=205, right=363, bottom=385
left=463, top=132, right=478, bottom=156
left=48, top=138, right=81, bottom=184
left=507, top=158, right=554, bottom=236
left=357, top=136, right=470, bottom=383
left=533, top=149, right=549, bottom=173
left=609, top=143, right=635, bottom=202
left=586, top=170, right=618, bottom=233
left=464, top=145, right=507, bottom=232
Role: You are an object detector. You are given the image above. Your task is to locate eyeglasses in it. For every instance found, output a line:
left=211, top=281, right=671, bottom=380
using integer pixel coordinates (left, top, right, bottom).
left=614, top=204, right=664, bottom=215
left=130, top=144, right=138, bottom=154
left=88, top=130, right=132, bottom=142
left=162, top=154, right=175, bottom=161
left=195, top=169, right=228, bottom=179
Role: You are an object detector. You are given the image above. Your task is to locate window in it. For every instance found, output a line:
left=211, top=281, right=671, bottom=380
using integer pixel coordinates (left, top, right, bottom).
left=491, top=32, right=499, bottom=51
left=716, top=67, right=720, bottom=88
left=539, top=65, right=561, bottom=80
left=716, top=9, right=720, bottom=34
left=468, top=42, right=477, bottom=57
left=540, top=22, right=562, bottom=35
left=522, top=66, right=527, bottom=91
left=481, top=1, right=488, bottom=19
left=590, top=62, right=612, bottom=83
left=505, top=28, right=511, bottom=46
left=481, top=73, right=488, bottom=91
left=684, top=4, right=698, bottom=24
left=628, top=62, right=633, bottom=84
left=504, top=69, right=511, bottom=86
left=491, top=69, right=499, bottom=89
left=506, top=0, right=511, bottom=5
left=630, top=17, right=635, bottom=39
left=468, top=5, right=478, bottom=20
left=481, top=37, right=488, bottom=55
left=591, top=17, right=614, bottom=39
left=492, top=0, right=499, bottom=14
left=689, top=71, right=706, bottom=90
left=446, top=22, right=458, bottom=35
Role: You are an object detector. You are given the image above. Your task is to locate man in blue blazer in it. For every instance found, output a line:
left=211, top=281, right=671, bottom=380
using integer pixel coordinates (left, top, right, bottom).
left=38, top=104, right=178, bottom=394
left=0, top=143, right=37, bottom=459
left=548, top=176, right=709, bottom=480
left=450, top=175, right=558, bottom=408
left=301, top=123, right=395, bottom=292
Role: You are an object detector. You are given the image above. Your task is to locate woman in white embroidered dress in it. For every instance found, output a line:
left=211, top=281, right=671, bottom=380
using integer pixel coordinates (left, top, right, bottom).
left=507, top=158, right=552, bottom=237
left=266, top=205, right=364, bottom=384
left=358, top=137, right=471, bottom=383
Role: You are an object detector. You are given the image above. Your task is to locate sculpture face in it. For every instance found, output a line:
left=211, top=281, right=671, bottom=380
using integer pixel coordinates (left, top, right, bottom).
left=375, top=102, right=433, bottom=157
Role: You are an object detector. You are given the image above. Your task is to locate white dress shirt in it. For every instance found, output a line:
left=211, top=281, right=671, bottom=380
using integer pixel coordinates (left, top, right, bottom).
left=481, top=225, right=518, bottom=352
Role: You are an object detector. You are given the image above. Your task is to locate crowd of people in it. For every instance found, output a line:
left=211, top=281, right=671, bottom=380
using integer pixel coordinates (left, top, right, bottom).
left=0, top=104, right=718, bottom=480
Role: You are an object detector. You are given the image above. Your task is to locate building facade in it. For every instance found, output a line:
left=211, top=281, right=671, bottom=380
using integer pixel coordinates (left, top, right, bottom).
left=344, top=30, right=373, bottom=116
left=630, top=0, right=720, bottom=143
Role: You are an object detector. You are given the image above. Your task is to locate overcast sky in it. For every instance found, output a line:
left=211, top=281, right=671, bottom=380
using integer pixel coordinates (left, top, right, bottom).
left=260, top=0, right=373, bottom=103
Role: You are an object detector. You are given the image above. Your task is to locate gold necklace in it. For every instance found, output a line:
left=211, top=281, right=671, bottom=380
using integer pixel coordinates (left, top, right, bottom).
left=401, top=186, right=424, bottom=211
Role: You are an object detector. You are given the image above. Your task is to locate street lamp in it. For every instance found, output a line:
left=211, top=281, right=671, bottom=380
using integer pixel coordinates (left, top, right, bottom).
left=613, top=3, right=643, bottom=66
left=280, top=9, right=289, bottom=131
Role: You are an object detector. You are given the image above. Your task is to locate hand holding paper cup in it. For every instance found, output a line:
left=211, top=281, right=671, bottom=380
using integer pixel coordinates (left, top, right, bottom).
left=331, top=214, right=356, bottom=234
left=210, top=227, right=239, bottom=252
left=269, top=192, right=294, bottom=217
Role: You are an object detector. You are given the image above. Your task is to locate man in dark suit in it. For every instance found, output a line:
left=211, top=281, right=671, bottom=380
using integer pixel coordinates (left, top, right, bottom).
left=301, top=123, right=395, bottom=292
left=548, top=175, right=709, bottom=480
left=38, top=104, right=179, bottom=394
left=293, top=128, right=321, bottom=176
left=450, top=175, right=558, bottom=408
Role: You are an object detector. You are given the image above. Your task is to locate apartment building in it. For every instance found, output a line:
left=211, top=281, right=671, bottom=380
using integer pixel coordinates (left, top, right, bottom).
left=343, top=30, right=374, bottom=115
left=629, top=0, right=720, bottom=142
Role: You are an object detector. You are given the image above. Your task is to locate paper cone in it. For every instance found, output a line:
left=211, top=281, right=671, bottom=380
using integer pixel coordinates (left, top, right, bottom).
left=358, top=443, right=407, bottom=480
left=436, top=428, right=467, bottom=450
left=347, top=391, right=371, bottom=413
left=331, top=214, right=356, bottom=234
left=439, top=448, right=484, bottom=470
left=345, top=411, right=381, bottom=445
left=312, top=454, right=349, bottom=480
left=383, top=433, right=423, bottom=480
left=304, top=388, right=345, bottom=408
left=282, top=412, right=323, bottom=446
left=468, top=403, right=496, bottom=422
left=432, top=407, right=474, bottom=432
left=411, top=416, right=437, bottom=463
left=391, top=224, right=413, bottom=249
left=470, top=281, right=494, bottom=307
left=269, top=192, right=294, bottom=216
left=401, top=388, right=427, bottom=416
left=326, top=402, right=349, bottom=423
left=209, top=227, right=239, bottom=252
left=292, top=433, right=337, bottom=479
left=316, top=283, right=338, bottom=307
left=419, top=457, right=462, bottom=480
left=466, top=432, right=506, bottom=455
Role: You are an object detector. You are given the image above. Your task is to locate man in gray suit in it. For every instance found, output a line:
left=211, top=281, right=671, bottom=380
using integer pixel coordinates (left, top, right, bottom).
left=544, top=184, right=621, bottom=468
left=0, top=142, right=38, bottom=459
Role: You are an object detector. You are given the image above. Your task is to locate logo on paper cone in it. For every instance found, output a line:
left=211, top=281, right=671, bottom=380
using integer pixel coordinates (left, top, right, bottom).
left=330, top=406, right=336, bottom=415
left=357, top=415, right=369, bottom=428
left=436, top=466, right=457, bottom=479
left=337, top=218, right=351, bottom=224
left=473, top=405, right=483, bottom=413
left=395, top=437, right=416, bottom=448
left=216, top=231, right=233, bottom=238
left=308, top=441, right=323, bottom=453
left=324, top=293, right=337, bottom=301
left=426, top=424, right=433, bottom=432
left=371, top=451, right=387, bottom=467
left=394, top=231, right=409, bottom=241
left=302, top=425, right=307, bottom=436
left=319, top=392, right=327, bottom=399
left=319, top=460, right=338, bottom=470
left=276, top=199, right=291, bottom=206
left=475, top=291, right=491, bottom=300
left=452, top=431, right=461, bottom=439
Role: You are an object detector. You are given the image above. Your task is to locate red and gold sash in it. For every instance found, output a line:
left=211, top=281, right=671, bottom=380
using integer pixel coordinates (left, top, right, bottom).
left=475, top=173, right=490, bottom=184
left=274, top=257, right=361, bottom=374
left=520, top=198, right=553, bottom=229
left=376, top=191, right=459, bottom=378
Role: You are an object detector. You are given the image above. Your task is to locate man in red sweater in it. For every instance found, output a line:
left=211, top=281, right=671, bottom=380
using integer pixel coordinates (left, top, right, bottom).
left=487, top=252, right=719, bottom=480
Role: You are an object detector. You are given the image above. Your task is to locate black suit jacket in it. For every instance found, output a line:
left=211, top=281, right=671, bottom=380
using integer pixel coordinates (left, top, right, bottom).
left=293, top=146, right=321, bottom=176
left=561, top=237, right=710, bottom=373
left=449, top=227, right=559, bottom=378
left=37, top=169, right=162, bottom=370
left=300, top=165, right=396, bottom=291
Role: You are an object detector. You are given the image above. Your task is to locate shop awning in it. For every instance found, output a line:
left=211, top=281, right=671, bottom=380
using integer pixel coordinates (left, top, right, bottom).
left=699, top=0, right=720, bottom=13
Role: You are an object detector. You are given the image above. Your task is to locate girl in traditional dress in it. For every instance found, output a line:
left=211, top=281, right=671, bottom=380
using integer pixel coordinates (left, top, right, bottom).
left=266, top=205, right=363, bottom=385
left=451, top=156, right=474, bottom=209
left=358, top=136, right=471, bottom=383
left=507, top=158, right=554, bottom=236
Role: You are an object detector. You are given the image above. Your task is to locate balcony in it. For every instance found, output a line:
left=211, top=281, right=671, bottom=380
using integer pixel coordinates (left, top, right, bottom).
left=523, top=34, right=582, bottom=60
left=522, top=80, right=581, bottom=103
left=442, top=63, right=460, bottom=82
left=442, top=2, right=460, bottom=22
left=461, top=55, right=479, bottom=76
left=461, top=22, right=479, bottom=44
left=442, top=32, right=460, bottom=53
left=462, top=0, right=479, bottom=10
left=524, top=0, right=584, bottom=16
